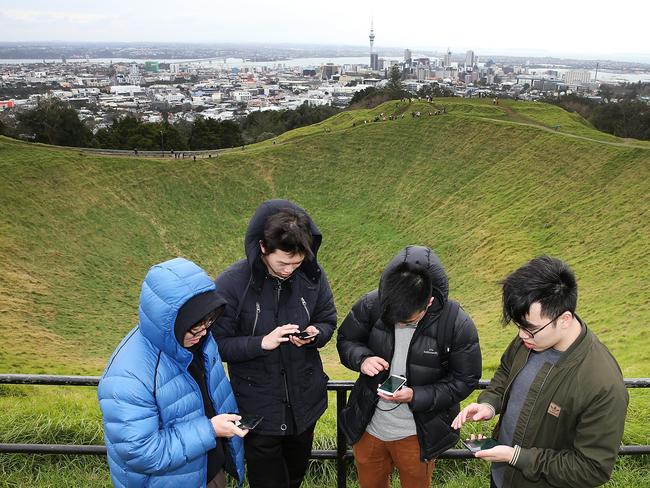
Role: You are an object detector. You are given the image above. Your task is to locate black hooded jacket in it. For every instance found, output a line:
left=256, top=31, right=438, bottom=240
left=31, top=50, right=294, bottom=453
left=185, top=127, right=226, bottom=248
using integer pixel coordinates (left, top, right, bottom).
left=337, top=246, right=482, bottom=460
left=173, top=291, right=235, bottom=482
left=213, top=200, right=337, bottom=436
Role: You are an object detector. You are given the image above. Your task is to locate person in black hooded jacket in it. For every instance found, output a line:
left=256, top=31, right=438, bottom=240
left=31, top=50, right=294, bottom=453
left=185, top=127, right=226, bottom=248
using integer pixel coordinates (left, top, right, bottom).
left=337, top=246, right=482, bottom=488
left=213, top=199, right=337, bottom=488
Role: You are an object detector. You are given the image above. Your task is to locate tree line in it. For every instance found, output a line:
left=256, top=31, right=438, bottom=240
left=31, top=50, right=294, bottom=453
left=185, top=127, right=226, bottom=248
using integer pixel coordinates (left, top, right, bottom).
left=346, top=65, right=452, bottom=109
left=0, top=99, right=340, bottom=150
left=545, top=83, right=650, bottom=141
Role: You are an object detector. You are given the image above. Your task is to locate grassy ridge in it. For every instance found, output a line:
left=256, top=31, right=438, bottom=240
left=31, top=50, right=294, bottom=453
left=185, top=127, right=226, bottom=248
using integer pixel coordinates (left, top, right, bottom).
left=1, top=99, right=649, bottom=486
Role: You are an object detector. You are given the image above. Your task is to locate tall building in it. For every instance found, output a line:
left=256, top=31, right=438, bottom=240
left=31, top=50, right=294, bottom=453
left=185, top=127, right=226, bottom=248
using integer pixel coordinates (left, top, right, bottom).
left=403, top=49, right=412, bottom=74
left=464, top=50, right=475, bottom=68
left=321, top=63, right=338, bottom=80
left=443, top=49, right=452, bottom=68
left=564, top=70, right=592, bottom=85
left=144, top=61, right=159, bottom=73
left=127, top=63, right=141, bottom=85
left=370, top=53, right=379, bottom=71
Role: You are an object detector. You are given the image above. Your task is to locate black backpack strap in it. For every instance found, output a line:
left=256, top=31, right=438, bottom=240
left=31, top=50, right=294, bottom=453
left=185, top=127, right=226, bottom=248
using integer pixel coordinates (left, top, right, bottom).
left=438, top=299, right=460, bottom=370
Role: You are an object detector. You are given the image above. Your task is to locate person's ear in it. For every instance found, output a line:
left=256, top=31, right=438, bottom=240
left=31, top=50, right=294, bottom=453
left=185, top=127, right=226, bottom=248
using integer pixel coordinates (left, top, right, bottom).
left=259, top=240, right=266, bottom=255
left=427, top=296, right=434, bottom=308
left=559, top=311, right=573, bottom=328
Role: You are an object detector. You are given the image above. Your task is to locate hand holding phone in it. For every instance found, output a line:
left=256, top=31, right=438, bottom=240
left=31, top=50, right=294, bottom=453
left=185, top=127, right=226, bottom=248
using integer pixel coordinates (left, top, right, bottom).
left=289, top=326, right=319, bottom=347
left=462, top=437, right=499, bottom=452
left=290, top=330, right=318, bottom=340
left=211, top=414, right=248, bottom=438
left=262, top=324, right=300, bottom=350
left=234, top=415, right=264, bottom=430
left=377, top=375, right=407, bottom=396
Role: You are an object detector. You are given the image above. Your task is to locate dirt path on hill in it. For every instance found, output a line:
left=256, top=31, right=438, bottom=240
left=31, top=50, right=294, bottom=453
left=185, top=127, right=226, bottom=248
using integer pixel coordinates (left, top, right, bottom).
left=481, top=116, right=650, bottom=150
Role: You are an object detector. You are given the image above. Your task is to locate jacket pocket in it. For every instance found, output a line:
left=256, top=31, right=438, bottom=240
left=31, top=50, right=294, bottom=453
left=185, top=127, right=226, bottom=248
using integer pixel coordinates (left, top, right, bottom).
left=229, top=363, right=268, bottom=388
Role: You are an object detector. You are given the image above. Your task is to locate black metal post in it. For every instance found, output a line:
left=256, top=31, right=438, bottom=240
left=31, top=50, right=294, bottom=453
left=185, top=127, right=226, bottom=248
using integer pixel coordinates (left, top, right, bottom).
left=336, top=389, right=348, bottom=488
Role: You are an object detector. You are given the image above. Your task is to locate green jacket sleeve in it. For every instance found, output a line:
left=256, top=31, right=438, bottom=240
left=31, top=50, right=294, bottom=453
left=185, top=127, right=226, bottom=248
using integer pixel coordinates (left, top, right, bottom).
left=513, top=381, right=628, bottom=487
left=477, top=337, right=521, bottom=414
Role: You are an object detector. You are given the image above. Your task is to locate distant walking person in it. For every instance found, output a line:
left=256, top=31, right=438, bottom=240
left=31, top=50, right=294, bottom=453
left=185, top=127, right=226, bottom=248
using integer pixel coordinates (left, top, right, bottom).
left=338, top=246, right=482, bottom=488
left=213, top=199, right=337, bottom=488
left=452, top=256, right=628, bottom=488
left=98, top=258, right=246, bottom=488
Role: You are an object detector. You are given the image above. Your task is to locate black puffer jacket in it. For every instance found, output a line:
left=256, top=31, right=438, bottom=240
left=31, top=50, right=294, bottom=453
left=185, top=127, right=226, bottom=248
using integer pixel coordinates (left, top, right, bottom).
left=213, top=200, right=337, bottom=436
left=337, top=246, right=482, bottom=460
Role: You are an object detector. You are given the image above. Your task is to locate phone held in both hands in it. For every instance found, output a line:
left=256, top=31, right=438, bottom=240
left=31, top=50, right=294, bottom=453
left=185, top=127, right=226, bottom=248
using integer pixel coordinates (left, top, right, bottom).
left=235, top=415, right=264, bottom=430
left=462, top=437, right=499, bottom=452
left=289, top=330, right=318, bottom=340
left=377, top=375, right=407, bottom=396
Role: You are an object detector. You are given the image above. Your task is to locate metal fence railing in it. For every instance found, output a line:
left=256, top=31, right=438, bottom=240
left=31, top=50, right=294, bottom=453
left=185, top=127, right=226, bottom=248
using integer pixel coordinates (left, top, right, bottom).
left=1, top=375, right=648, bottom=488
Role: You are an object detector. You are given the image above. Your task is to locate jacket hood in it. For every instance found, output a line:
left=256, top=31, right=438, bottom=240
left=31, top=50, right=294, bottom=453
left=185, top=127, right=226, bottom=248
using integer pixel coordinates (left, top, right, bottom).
left=173, top=290, right=226, bottom=347
left=244, top=199, right=323, bottom=285
left=379, top=246, right=449, bottom=312
left=138, top=257, right=225, bottom=367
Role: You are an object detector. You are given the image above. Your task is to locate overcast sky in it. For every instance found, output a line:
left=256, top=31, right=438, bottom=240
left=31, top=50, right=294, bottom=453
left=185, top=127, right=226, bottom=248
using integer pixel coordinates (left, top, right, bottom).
left=1, top=0, right=649, bottom=62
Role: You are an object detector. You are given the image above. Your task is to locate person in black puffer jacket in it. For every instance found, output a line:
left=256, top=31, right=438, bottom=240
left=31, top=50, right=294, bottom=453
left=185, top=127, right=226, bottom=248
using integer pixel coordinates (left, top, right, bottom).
left=213, top=199, right=337, bottom=488
left=337, top=245, right=482, bottom=488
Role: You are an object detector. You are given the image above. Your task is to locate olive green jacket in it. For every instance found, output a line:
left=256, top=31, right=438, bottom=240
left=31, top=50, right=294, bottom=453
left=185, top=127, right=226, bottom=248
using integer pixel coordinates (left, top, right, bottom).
left=478, top=323, right=628, bottom=488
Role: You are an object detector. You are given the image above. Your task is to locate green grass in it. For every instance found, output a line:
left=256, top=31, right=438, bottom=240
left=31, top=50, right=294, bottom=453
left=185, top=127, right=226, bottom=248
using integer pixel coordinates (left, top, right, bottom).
left=1, top=99, right=649, bottom=486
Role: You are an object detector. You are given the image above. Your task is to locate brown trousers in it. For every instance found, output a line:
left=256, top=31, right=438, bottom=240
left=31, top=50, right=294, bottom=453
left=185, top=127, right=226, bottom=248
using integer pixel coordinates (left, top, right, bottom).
left=352, top=432, right=436, bottom=488
left=206, top=470, right=226, bottom=488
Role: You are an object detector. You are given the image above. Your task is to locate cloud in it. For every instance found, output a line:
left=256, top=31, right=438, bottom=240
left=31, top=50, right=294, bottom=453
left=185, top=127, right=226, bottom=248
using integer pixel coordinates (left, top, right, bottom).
left=5, top=9, right=109, bottom=24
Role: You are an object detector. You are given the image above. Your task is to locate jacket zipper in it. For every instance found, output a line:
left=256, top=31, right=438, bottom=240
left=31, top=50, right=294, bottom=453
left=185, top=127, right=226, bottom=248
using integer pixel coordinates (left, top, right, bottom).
left=251, top=302, right=260, bottom=335
left=502, top=350, right=531, bottom=407
left=520, top=364, right=554, bottom=441
left=502, top=362, right=554, bottom=488
left=276, top=280, right=291, bottom=430
left=492, top=349, right=531, bottom=435
left=300, top=297, right=310, bottom=322
left=282, top=370, right=291, bottom=405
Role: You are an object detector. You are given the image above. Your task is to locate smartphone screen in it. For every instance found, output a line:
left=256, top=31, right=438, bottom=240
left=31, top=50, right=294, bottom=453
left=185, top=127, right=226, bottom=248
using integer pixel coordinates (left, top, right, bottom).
left=462, top=438, right=499, bottom=452
left=377, top=375, right=407, bottom=395
left=235, top=415, right=264, bottom=430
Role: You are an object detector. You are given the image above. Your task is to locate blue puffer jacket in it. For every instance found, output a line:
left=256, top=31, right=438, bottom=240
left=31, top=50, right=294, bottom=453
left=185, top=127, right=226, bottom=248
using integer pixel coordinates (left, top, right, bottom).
left=98, top=258, right=245, bottom=487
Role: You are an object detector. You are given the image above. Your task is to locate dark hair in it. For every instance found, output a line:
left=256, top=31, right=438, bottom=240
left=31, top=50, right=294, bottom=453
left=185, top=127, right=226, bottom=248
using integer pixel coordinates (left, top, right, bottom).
left=501, top=255, right=577, bottom=327
left=262, top=208, right=314, bottom=260
left=380, top=262, right=432, bottom=324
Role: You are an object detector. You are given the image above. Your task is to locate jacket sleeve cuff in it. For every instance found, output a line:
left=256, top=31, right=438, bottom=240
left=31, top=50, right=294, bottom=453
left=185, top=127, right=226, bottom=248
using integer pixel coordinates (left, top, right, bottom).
left=480, top=402, right=496, bottom=418
left=408, top=386, right=422, bottom=412
left=477, top=392, right=502, bottom=415
left=189, top=416, right=218, bottom=459
left=511, top=445, right=531, bottom=470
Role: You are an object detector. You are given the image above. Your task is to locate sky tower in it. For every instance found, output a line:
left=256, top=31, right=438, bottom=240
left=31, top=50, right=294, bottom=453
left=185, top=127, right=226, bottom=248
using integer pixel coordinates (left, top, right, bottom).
left=369, top=18, right=378, bottom=70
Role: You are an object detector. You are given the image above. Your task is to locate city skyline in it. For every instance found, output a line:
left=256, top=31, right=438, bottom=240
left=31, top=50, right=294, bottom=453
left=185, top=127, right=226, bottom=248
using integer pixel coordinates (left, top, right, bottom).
left=1, top=0, right=649, bottom=63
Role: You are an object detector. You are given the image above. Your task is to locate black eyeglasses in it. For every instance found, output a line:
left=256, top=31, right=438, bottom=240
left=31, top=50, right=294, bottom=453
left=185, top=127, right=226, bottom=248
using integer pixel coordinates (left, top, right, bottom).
left=188, top=314, right=217, bottom=337
left=515, top=312, right=566, bottom=339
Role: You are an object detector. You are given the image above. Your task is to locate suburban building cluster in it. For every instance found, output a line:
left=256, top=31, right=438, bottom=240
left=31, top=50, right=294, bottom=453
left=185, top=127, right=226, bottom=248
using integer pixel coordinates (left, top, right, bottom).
left=1, top=32, right=646, bottom=131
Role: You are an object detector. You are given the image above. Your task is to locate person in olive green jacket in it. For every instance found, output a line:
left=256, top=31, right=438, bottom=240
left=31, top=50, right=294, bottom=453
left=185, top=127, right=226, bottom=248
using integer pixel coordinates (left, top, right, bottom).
left=452, top=255, right=628, bottom=488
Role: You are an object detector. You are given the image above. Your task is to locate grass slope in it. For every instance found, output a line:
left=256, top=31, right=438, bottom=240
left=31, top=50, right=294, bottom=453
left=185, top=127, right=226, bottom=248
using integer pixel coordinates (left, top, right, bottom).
left=1, top=99, right=649, bottom=486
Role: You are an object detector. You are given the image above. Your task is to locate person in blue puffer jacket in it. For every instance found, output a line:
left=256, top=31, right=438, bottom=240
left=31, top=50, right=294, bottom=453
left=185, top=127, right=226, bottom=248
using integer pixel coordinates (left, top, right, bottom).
left=98, top=257, right=246, bottom=488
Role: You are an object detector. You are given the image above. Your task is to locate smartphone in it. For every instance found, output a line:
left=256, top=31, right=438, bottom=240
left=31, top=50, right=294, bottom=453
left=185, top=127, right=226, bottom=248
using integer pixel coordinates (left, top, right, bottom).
left=377, top=375, right=407, bottom=396
left=235, top=415, right=264, bottom=430
left=290, top=330, right=317, bottom=340
left=462, top=437, right=499, bottom=452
